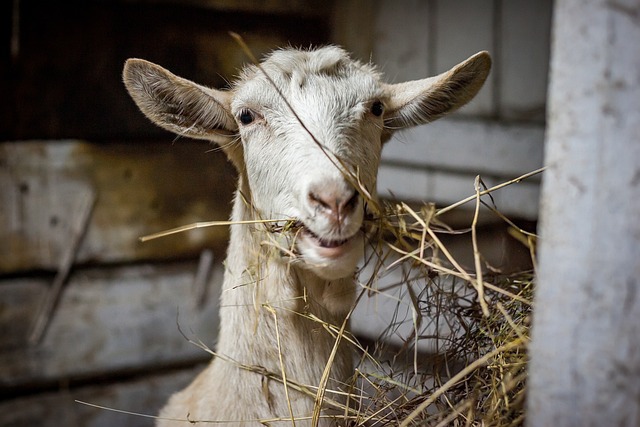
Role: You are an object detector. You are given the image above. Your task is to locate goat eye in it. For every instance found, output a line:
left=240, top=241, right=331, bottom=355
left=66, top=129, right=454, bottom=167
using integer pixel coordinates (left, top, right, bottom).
left=370, top=101, right=384, bottom=117
left=238, top=109, right=255, bottom=125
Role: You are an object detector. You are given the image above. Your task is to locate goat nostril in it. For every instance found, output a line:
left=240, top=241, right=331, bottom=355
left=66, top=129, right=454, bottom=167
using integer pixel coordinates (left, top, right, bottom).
left=344, top=191, right=359, bottom=213
left=309, top=192, right=333, bottom=212
left=308, top=189, right=359, bottom=221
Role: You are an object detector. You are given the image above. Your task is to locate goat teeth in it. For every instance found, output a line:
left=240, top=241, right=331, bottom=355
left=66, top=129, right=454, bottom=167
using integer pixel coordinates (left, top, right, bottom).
left=297, top=223, right=350, bottom=249
left=318, top=238, right=348, bottom=248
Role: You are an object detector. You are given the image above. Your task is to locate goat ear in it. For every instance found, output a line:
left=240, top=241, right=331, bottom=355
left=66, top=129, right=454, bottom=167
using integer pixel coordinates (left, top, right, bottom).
left=383, top=51, right=491, bottom=130
left=123, top=59, right=237, bottom=144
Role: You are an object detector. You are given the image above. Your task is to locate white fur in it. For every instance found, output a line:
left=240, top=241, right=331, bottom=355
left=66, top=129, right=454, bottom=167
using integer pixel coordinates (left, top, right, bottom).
left=123, top=46, right=491, bottom=426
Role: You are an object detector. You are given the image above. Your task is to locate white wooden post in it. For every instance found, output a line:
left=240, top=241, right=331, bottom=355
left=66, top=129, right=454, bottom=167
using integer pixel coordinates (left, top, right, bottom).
left=528, top=0, right=640, bottom=426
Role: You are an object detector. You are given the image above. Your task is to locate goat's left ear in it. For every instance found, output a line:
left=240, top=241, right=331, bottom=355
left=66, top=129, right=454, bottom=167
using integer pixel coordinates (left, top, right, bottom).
left=383, top=51, right=491, bottom=130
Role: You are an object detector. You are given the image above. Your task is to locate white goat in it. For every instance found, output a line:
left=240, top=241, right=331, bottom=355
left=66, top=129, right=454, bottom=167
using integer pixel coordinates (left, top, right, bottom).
left=123, top=46, right=490, bottom=426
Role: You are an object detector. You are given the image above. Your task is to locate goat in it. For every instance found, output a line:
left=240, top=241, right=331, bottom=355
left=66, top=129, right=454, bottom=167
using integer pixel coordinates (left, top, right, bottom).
left=123, top=45, right=490, bottom=426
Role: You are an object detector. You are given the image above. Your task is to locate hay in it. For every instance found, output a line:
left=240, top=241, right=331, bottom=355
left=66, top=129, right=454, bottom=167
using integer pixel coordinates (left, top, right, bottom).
left=348, top=181, right=536, bottom=426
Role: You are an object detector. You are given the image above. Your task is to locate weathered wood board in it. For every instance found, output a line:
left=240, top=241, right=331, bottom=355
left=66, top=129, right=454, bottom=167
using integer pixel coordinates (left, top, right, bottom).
left=379, top=119, right=544, bottom=219
left=0, top=261, right=222, bottom=389
left=368, top=0, right=552, bottom=122
left=0, top=364, right=205, bottom=427
left=0, top=140, right=236, bottom=274
left=434, top=0, right=496, bottom=116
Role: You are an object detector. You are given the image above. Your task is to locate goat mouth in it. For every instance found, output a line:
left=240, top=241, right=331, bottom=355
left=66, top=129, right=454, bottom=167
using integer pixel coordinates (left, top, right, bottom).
left=292, top=221, right=357, bottom=256
left=303, top=228, right=350, bottom=248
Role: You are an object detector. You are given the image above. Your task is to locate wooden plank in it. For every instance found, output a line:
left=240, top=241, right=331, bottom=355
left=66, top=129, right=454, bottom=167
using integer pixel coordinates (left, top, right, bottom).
left=331, top=0, right=376, bottom=63
left=0, top=262, right=222, bottom=389
left=382, top=118, right=545, bottom=176
left=0, top=140, right=235, bottom=274
left=434, top=0, right=496, bottom=116
left=378, top=163, right=540, bottom=220
left=371, top=0, right=431, bottom=83
left=379, top=118, right=544, bottom=219
left=0, top=365, right=204, bottom=427
left=529, top=1, right=640, bottom=424
left=499, top=0, right=553, bottom=122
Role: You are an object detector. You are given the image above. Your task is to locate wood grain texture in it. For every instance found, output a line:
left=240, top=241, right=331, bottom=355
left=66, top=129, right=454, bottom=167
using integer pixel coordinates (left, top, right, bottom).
left=0, top=140, right=236, bottom=274
left=0, top=364, right=205, bottom=427
left=0, top=261, right=222, bottom=389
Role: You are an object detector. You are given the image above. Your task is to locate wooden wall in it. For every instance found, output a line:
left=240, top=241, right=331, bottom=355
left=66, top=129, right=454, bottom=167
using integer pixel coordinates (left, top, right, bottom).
left=335, top=0, right=553, bottom=220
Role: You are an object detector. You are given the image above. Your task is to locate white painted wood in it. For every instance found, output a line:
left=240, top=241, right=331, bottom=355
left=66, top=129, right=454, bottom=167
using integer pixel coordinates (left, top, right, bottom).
left=372, top=0, right=431, bottom=83
left=367, top=0, right=553, bottom=122
left=331, top=0, right=376, bottom=63
left=379, top=118, right=544, bottom=219
left=528, top=0, right=640, bottom=425
left=0, top=262, right=222, bottom=388
left=378, top=163, right=540, bottom=219
left=499, top=0, right=553, bottom=122
left=382, top=118, right=544, bottom=175
left=435, top=0, right=495, bottom=116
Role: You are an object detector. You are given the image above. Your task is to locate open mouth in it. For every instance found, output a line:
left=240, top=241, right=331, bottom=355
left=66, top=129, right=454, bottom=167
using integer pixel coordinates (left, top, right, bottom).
left=291, top=221, right=356, bottom=252
left=282, top=220, right=365, bottom=278
left=303, top=227, right=350, bottom=248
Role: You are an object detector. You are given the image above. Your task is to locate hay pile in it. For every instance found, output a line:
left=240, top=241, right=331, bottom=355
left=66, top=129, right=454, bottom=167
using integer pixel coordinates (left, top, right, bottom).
left=348, top=175, right=537, bottom=427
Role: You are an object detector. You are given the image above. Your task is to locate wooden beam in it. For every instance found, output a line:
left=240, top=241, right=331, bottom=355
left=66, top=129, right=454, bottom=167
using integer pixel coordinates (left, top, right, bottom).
left=528, top=0, right=640, bottom=425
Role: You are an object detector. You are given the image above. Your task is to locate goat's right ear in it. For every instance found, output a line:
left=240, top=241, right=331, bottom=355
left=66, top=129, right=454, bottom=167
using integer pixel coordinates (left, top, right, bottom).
left=123, top=59, right=238, bottom=145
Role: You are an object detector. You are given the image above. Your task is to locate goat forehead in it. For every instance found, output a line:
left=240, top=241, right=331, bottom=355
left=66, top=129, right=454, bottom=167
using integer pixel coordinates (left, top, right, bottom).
left=232, top=47, right=382, bottom=112
left=244, top=46, right=380, bottom=81
left=265, top=46, right=348, bottom=71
